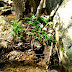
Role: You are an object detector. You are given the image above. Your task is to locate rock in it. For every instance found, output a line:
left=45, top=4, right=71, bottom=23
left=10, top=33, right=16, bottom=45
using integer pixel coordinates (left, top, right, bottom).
left=31, top=39, right=42, bottom=51
left=7, top=50, right=37, bottom=61
left=0, top=25, right=4, bottom=32
left=47, top=69, right=58, bottom=72
left=0, top=0, right=14, bottom=15
left=7, top=50, right=24, bottom=61
left=0, top=16, right=7, bottom=25
left=0, top=41, right=8, bottom=49
left=7, top=50, right=47, bottom=66
left=0, top=6, right=13, bottom=15
left=46, top=0, right=63, bottom=15
left=0, top=15, right=14, bottom=56
left=0, top=0, right=13, bottom=5
left=0, top=1, right=8, bottom=7
left=53, top=0, right=72, bottom=71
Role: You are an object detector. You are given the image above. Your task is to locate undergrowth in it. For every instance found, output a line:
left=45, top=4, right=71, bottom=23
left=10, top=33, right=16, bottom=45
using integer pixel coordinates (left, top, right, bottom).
left=11, top=20, right=23, bottom=38
left=11, top=15, right=55, bottom=44
left=25, top=15, right=54, bottom=42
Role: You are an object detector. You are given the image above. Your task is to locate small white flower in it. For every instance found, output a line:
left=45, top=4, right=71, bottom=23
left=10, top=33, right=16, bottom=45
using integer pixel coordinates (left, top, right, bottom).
left=44, top=15, right=50, bottom=20
left=45, top=15, right=50, bottom=18
left=66, top=45, right=67, bottom=47
left=48, top=30, right=53, bottom=33
left=42, top=27, right=47, bottom=31
left=40, top=23, right=43, bottom=28
left=47, top=34, right=51, bottom=37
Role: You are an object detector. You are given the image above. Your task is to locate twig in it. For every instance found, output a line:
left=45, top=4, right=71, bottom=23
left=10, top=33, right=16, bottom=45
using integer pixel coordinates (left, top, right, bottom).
left=46, top=42, right=53, bottom=69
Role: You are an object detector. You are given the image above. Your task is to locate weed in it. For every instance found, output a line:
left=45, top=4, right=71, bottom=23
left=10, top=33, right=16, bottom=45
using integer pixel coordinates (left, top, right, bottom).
left=11, top=15, right=56, bottom=45
left=25, top=15, right=54, bottom=44
left=11, top=20, right=23, bottom=38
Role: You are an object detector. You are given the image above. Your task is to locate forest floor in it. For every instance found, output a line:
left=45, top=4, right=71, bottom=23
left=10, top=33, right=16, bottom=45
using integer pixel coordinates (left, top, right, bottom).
left=0, top=1, right=62, bottom=72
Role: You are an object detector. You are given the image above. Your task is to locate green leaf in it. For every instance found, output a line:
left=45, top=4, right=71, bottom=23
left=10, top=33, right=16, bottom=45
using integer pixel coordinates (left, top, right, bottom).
left=27, top=21, right=33, bottom=25
left=24, top=29, right=26, bottom=30
left=12, top=21, right=18, bottom=27
left=37, top=21, right=41, bottom=24
left=37, top=31, right=41, bottom=33
left=19, top=35, right=23, bottom=38
left=48, top=22, right=54, bottom=25
left=44, top=20, right=47, bottom=24
left=15, top=30, right=18, bottom=36
left=31, top=26, right=36, bottom=29
left=40, top=36, right=44, bottom=39
left=34, top=33, right=36, bottom=36
left=49, top=35, right=52, bottom=39
left=39, top=27, right=41, bottom=30
left=18, top=28, right=22, bottom=31
left=11, top=32, right=14, bottom=38
left=26, top=17, right=32, bottom=20
left=41, top=31, right=44, bottom=34
left=40, top=16, right=44, bottom=19
left=54, top=39, right=56, bottom=42
left=35, top=36, right=38, bottom=39
left=28, top=33, right=33, bottom=35
left=29, top=29, right=34, bottom=31
left=38, top=37, right=41, bottom=40
left=44, top=31, right=47, bottom=35
left=45, top=23, right=49, bottom=27
left=32, top=15, right=36, bottom=20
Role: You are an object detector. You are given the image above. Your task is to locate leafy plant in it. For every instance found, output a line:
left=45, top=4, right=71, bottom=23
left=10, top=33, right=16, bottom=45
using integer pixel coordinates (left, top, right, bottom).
left=61, top=47, right=64, bottom=52
left=11, top=20, right=23, bottom=38
left=25, top=15, right=54, bottom=44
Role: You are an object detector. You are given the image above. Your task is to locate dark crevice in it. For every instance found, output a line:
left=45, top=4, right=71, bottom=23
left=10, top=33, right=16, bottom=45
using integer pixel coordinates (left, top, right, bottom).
left=2, top=10, right=12, bottom=15
left=33, top=45, right=44, bottom=59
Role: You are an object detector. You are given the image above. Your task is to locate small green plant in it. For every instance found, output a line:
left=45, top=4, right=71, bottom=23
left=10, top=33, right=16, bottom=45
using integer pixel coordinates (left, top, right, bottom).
left=61, top=47, right=64, bottom=52
left=5, top=28, right=8, bottom=31
left=11, top=32, right=15, bottom=39
left=25, top=15, right=54, bottom=44
left=11, top=20, right=23, bottom=38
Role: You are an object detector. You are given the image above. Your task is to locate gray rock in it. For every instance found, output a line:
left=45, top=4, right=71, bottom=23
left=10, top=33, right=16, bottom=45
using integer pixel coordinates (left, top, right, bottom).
left=0, top=16, right=13, bottom=49
left=0, top=0, right=13, bottom=4
left=53, top=0, right=72, bottom=71
left=0, top=16, right=7, bottom=25
left=0, top=6, right=12, bottom=15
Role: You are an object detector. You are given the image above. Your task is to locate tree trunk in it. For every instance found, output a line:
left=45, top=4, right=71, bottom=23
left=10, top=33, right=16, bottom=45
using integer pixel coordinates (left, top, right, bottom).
left=13, top=0, right=40, bottom=20
left=13, top=0, right=26, bottom=20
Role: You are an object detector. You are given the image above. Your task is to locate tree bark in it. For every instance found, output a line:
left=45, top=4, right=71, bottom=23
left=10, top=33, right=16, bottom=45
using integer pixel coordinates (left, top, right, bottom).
left=13, top=0, right=40, bottom=20
left=13, top=0, right=26, bottom=20
left=36, top=0, right=46, bottom=20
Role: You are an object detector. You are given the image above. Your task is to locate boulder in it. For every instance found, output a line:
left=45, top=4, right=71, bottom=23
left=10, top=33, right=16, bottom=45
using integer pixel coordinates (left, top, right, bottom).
left=53, top=0, right=72, bottom=71
left=0, top=6, right=12, bottom=15
left=0, top=0, right=13, bottom=5
left=0, top=0, right=14, bottom=15
left=0, top=16, right=13, bottom=54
